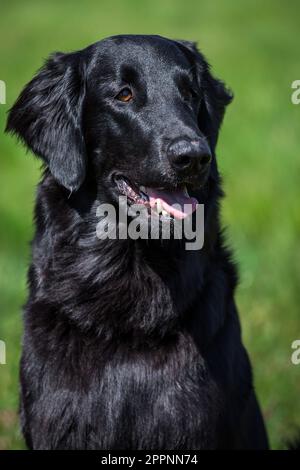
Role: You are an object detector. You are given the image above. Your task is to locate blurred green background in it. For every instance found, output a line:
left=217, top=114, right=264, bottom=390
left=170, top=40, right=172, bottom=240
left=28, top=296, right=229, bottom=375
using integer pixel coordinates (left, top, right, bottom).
left=0, top=0, right=299, bottom=450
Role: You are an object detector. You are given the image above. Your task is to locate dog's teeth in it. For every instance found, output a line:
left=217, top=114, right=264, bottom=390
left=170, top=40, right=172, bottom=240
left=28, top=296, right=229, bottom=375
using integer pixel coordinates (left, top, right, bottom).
left=156, top=199, right=162, bottom=214
left=162, top=209, right=168, bottom=217
left=183, top=185, right=189, bottom=197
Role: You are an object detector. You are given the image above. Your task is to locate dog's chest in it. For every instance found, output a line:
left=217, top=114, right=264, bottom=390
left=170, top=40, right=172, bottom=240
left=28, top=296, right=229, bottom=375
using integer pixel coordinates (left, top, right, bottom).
left=85, top=333, right=220, bottom=450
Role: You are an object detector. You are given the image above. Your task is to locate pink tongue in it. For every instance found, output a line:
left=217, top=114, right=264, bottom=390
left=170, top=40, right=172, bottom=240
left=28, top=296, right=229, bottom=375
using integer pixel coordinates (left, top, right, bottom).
left=145, top=187, right=198, bottom=219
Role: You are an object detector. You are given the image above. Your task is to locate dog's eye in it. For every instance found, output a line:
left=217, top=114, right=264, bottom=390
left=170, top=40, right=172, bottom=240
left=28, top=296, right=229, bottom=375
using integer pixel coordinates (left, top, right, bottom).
left=116, top=87, right=133, bottom=102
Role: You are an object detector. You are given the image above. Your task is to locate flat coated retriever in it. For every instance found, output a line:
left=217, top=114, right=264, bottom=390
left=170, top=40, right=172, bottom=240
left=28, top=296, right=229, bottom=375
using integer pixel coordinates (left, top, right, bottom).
left=6, top=35, right=269, bottom=450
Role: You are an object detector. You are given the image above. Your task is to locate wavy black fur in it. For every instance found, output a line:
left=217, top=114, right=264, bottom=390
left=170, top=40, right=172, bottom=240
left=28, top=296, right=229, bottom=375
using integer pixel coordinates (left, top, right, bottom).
left=6, top=35, right=268, bottom=449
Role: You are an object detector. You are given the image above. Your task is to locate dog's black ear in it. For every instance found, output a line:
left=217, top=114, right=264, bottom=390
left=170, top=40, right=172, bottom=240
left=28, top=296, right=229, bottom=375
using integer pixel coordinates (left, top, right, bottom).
left=199, top=69, right=233, bottom=152
left=6, top=51, right=86, bottom=191
left=175, top=40, right=233, bottom=152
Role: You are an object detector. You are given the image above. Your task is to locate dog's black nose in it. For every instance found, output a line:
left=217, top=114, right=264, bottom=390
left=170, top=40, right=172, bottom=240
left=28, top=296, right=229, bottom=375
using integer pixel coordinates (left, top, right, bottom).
left=167, top=138, right=212, bottom=173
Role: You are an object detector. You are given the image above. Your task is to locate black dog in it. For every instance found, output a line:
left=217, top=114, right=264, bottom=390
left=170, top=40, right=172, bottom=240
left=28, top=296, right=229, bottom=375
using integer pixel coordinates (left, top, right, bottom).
left=6, top=35, right=269, bottom=450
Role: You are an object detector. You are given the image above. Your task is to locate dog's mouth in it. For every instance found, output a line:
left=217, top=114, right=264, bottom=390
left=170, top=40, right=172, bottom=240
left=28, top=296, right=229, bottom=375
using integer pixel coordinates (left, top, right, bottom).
left=113, top=175, right=198, bottom=220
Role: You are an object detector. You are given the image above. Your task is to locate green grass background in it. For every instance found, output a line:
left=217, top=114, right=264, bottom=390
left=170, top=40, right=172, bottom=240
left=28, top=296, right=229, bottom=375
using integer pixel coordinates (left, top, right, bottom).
left=0, top=0, right=299, bottom=450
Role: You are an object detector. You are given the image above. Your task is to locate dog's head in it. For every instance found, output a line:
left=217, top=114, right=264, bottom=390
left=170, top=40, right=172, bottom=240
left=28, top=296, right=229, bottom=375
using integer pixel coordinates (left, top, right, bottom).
left=6, top=35, right=232, bottom=220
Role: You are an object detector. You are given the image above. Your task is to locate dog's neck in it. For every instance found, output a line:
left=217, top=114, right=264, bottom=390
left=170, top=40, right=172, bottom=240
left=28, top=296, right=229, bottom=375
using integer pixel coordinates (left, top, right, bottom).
left=32, top=174, right=223, bottom=346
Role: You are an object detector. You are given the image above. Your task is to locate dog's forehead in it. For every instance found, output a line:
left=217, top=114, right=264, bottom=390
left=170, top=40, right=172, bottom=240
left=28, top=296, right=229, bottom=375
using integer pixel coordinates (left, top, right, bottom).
left=89, top=35, right=192, bottom=76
